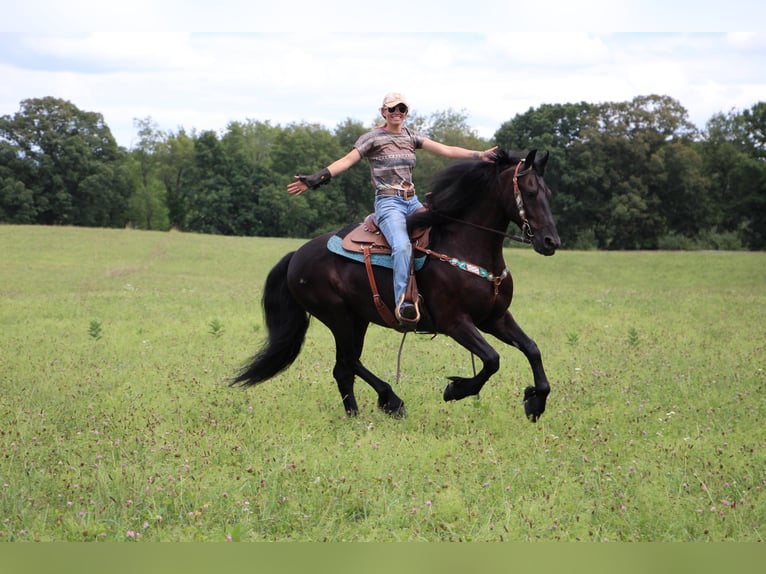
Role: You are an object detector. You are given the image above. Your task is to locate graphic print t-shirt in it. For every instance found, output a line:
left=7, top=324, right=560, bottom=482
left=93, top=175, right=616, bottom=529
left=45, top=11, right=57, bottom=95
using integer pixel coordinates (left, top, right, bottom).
left=354, top=127, right=425, bottom=192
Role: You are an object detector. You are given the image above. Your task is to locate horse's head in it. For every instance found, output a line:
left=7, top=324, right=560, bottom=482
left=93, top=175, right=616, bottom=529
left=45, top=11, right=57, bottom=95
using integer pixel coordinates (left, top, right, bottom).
left=412, top=149, right=561, bottom=255
left=499, top=149, right=561, bottom=256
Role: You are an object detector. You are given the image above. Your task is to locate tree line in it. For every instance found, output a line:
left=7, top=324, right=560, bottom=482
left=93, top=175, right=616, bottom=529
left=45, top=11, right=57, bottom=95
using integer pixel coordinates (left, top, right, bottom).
left=1, top=95, right=764, bottom=249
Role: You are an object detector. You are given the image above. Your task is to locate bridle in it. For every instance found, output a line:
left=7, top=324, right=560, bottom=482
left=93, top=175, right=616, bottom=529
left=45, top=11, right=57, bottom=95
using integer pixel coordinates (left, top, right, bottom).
left=429, top=160, right=535, bottom=244
left=512, top=160, right=535, bottom=243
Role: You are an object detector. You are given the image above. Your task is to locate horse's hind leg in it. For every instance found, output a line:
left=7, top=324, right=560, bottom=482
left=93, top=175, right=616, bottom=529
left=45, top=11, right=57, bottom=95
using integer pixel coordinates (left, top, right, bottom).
left=332, top=348, right=359, bottom=417
left=355, top=361, right=406, bottom=417
left=351, top=319, right=405, bottom=416
left=483, top=311, right=551, bottom=422
left=330, top=317, right=405, bottom=417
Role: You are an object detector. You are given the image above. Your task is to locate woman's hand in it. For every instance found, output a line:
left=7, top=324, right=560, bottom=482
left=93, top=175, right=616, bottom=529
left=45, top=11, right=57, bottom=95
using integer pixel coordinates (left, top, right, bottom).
left=287, top=167, right=332, bottom=195
left=287, top=177, right=309, bottom=196
left=478, top=146, right=498, bottom=162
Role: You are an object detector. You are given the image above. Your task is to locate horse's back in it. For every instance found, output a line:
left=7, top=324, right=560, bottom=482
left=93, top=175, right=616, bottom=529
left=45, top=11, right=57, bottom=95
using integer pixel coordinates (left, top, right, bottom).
left=286, top=230, right=398, bottom=323
left=286, top=232, right=338, bottom=286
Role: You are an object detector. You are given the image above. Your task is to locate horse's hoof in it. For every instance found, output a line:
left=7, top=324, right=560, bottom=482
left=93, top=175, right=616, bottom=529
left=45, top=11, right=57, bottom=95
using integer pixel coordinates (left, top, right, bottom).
left=390, top=403, right=407, bottom=418
left=523, top=386, right=545, bottom=422
left=384, top=401, right=406, bottom=418
left=379, top=396, right=406, bottom=418
left=443, top=376, right=467, bottom=402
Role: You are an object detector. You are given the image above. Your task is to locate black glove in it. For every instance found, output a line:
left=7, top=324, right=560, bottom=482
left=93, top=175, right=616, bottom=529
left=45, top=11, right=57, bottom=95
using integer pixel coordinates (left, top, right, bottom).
left=297, top=168, right=332, bottom=190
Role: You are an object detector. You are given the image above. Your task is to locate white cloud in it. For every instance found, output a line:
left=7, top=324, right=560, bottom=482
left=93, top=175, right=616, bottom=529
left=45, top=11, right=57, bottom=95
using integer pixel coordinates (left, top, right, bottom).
left=486, top=33, right=611, bottom=67
left=2, top=31, right=765, bottom=149
left=34, top=33, right=197, bottom=69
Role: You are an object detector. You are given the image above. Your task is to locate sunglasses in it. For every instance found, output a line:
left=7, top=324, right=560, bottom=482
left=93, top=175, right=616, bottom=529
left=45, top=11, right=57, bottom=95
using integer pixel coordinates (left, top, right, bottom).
left=386, top=104, right=408, bottom=114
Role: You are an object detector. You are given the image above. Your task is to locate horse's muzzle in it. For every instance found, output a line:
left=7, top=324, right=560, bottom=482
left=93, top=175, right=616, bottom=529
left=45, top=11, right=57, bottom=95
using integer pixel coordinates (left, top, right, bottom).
left=534, top=232, right=561, bottom=256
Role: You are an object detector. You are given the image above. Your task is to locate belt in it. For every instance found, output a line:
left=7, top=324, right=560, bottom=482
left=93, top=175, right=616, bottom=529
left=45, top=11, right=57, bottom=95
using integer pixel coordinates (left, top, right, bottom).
left=376, top=188, right=416, bottom=200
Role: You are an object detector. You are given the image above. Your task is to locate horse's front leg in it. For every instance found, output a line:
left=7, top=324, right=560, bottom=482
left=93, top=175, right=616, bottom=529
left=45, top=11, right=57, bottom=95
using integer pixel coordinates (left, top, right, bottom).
left=481, top=311, right=551, bottom=422
left=442, top=319, right=500, bottom=402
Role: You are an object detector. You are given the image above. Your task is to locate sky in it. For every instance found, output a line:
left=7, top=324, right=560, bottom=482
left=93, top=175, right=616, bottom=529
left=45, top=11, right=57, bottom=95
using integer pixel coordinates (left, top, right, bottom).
left=1, top=2, right=765, bottom=149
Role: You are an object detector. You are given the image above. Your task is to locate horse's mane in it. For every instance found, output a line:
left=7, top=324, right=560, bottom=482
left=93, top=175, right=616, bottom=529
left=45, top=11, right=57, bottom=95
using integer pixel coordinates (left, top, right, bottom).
left=408, top=149, right=523, bottom=229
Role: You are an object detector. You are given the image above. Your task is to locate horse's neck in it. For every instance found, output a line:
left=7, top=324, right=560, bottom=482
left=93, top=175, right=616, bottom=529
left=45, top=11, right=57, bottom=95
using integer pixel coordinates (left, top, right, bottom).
left=434, top=215, right=508, bottom=270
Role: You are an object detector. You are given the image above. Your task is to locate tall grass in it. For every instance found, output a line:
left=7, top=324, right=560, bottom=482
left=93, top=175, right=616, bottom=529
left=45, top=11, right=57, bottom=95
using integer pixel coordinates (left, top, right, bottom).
left=1, top=225, right=764, bottom=541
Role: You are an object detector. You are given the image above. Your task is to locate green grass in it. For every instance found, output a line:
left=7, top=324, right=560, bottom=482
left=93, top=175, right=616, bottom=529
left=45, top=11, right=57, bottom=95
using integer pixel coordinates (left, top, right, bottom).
left=1, top=225, right=764, bottom=541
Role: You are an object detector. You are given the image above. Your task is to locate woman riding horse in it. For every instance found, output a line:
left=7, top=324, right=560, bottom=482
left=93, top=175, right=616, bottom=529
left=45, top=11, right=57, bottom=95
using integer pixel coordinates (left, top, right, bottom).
left=234, top=144, right=561, bottom=422
left=287, top=92, right=497, bottom=326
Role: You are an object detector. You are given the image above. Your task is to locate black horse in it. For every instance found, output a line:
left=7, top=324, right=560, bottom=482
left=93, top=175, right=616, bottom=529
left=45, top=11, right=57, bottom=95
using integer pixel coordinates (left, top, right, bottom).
left=232, top=149, right=561, bottom=421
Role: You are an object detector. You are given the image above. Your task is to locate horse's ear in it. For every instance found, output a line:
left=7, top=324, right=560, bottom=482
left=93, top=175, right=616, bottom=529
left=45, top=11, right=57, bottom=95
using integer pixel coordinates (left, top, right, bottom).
left=524, top=149, right=537, bottom=167
left=539, top=151, right=549, bottom=173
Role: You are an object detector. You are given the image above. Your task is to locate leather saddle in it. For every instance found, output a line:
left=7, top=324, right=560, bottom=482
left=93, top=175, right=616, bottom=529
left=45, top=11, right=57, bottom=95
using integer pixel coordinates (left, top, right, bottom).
left=341, top=212, right=431, bottom=255
left=336, top=209, right=431, bottom=331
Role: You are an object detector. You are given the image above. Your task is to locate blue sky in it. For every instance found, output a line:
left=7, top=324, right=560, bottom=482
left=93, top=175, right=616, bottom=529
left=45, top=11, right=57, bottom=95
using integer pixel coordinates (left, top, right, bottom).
left=1, top=3, right=765, bottom=148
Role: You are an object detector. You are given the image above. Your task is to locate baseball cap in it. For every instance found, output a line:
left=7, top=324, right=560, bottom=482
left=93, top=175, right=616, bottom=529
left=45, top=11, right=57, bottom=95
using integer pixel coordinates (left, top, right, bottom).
left=382, top=92, right=408, bottom=108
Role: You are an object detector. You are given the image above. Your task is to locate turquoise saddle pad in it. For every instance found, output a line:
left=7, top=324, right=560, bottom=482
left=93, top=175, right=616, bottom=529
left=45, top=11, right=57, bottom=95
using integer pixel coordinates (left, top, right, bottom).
left=326, top=235, right=427, bottom=271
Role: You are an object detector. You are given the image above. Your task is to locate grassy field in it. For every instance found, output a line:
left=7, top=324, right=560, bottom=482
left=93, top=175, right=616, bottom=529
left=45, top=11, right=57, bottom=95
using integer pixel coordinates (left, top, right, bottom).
left=0, top=224, right=764, bottom=542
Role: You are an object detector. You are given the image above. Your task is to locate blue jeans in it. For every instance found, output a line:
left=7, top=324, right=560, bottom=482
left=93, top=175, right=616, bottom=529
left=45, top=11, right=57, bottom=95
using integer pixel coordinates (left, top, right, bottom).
left=374, top=194, right=424, bottom=305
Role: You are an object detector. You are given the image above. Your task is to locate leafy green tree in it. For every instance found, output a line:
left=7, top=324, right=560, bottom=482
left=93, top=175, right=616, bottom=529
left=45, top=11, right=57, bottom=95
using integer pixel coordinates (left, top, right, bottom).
left=157, top=128, right=195, bottom=231
left=0, top=178, right=36, bottom=223
left=497, top=96, right=701, bottom=249
left=0, top=97, right=129, bottom=226
left=181, top=125, right=279, bottom=236
left=702, top=103, right=766, bottom=248
left=0, top=138, right=36, bottom=222
left=495, top=101, right=594, bottom=150
left=220, top=122, right=260, bottom=235
left=601, top=96, right=697, bottom=248
left=124, top=155, right=169, bottom=231
left=601, top=95, right=698, bottom=142
left=200, top=119, right=292, bottom=236
left=185, top=130, right=233, bottom=234
left=127, top=117, right=170, bottom=230
left=654, top=141, right=712, bottom=238
left=254, top=182, right=317, bottom=238
left=3, top=93, right=762, bottom=251
left=729, top=103, right=766, bottom=248
left=269, top=122, right=346, bottom=236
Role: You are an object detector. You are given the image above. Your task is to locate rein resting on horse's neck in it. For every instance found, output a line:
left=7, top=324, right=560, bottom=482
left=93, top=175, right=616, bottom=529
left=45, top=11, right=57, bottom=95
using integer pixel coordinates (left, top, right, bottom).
left=423, top=159, right=535, bottom=245
left=426, top=210, right=532, bottom=244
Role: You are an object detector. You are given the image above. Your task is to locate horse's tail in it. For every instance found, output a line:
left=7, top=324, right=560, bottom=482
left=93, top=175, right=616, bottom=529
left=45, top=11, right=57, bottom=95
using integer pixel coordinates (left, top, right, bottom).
left=231, top=252, right=309, bottom=388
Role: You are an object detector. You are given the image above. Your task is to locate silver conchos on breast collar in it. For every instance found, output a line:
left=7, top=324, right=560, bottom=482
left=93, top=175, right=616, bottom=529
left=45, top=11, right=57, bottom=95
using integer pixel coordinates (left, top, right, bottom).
left=413, top=243, right=510, bottom=302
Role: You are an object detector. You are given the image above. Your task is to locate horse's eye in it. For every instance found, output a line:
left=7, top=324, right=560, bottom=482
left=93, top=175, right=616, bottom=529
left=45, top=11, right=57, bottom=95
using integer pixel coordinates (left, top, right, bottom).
left=523, top=187, right=539, bottom=198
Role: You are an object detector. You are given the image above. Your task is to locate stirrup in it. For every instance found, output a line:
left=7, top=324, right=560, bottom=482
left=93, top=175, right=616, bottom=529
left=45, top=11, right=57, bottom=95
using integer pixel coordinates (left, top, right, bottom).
left=395, top=294, right=421, bottom=326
